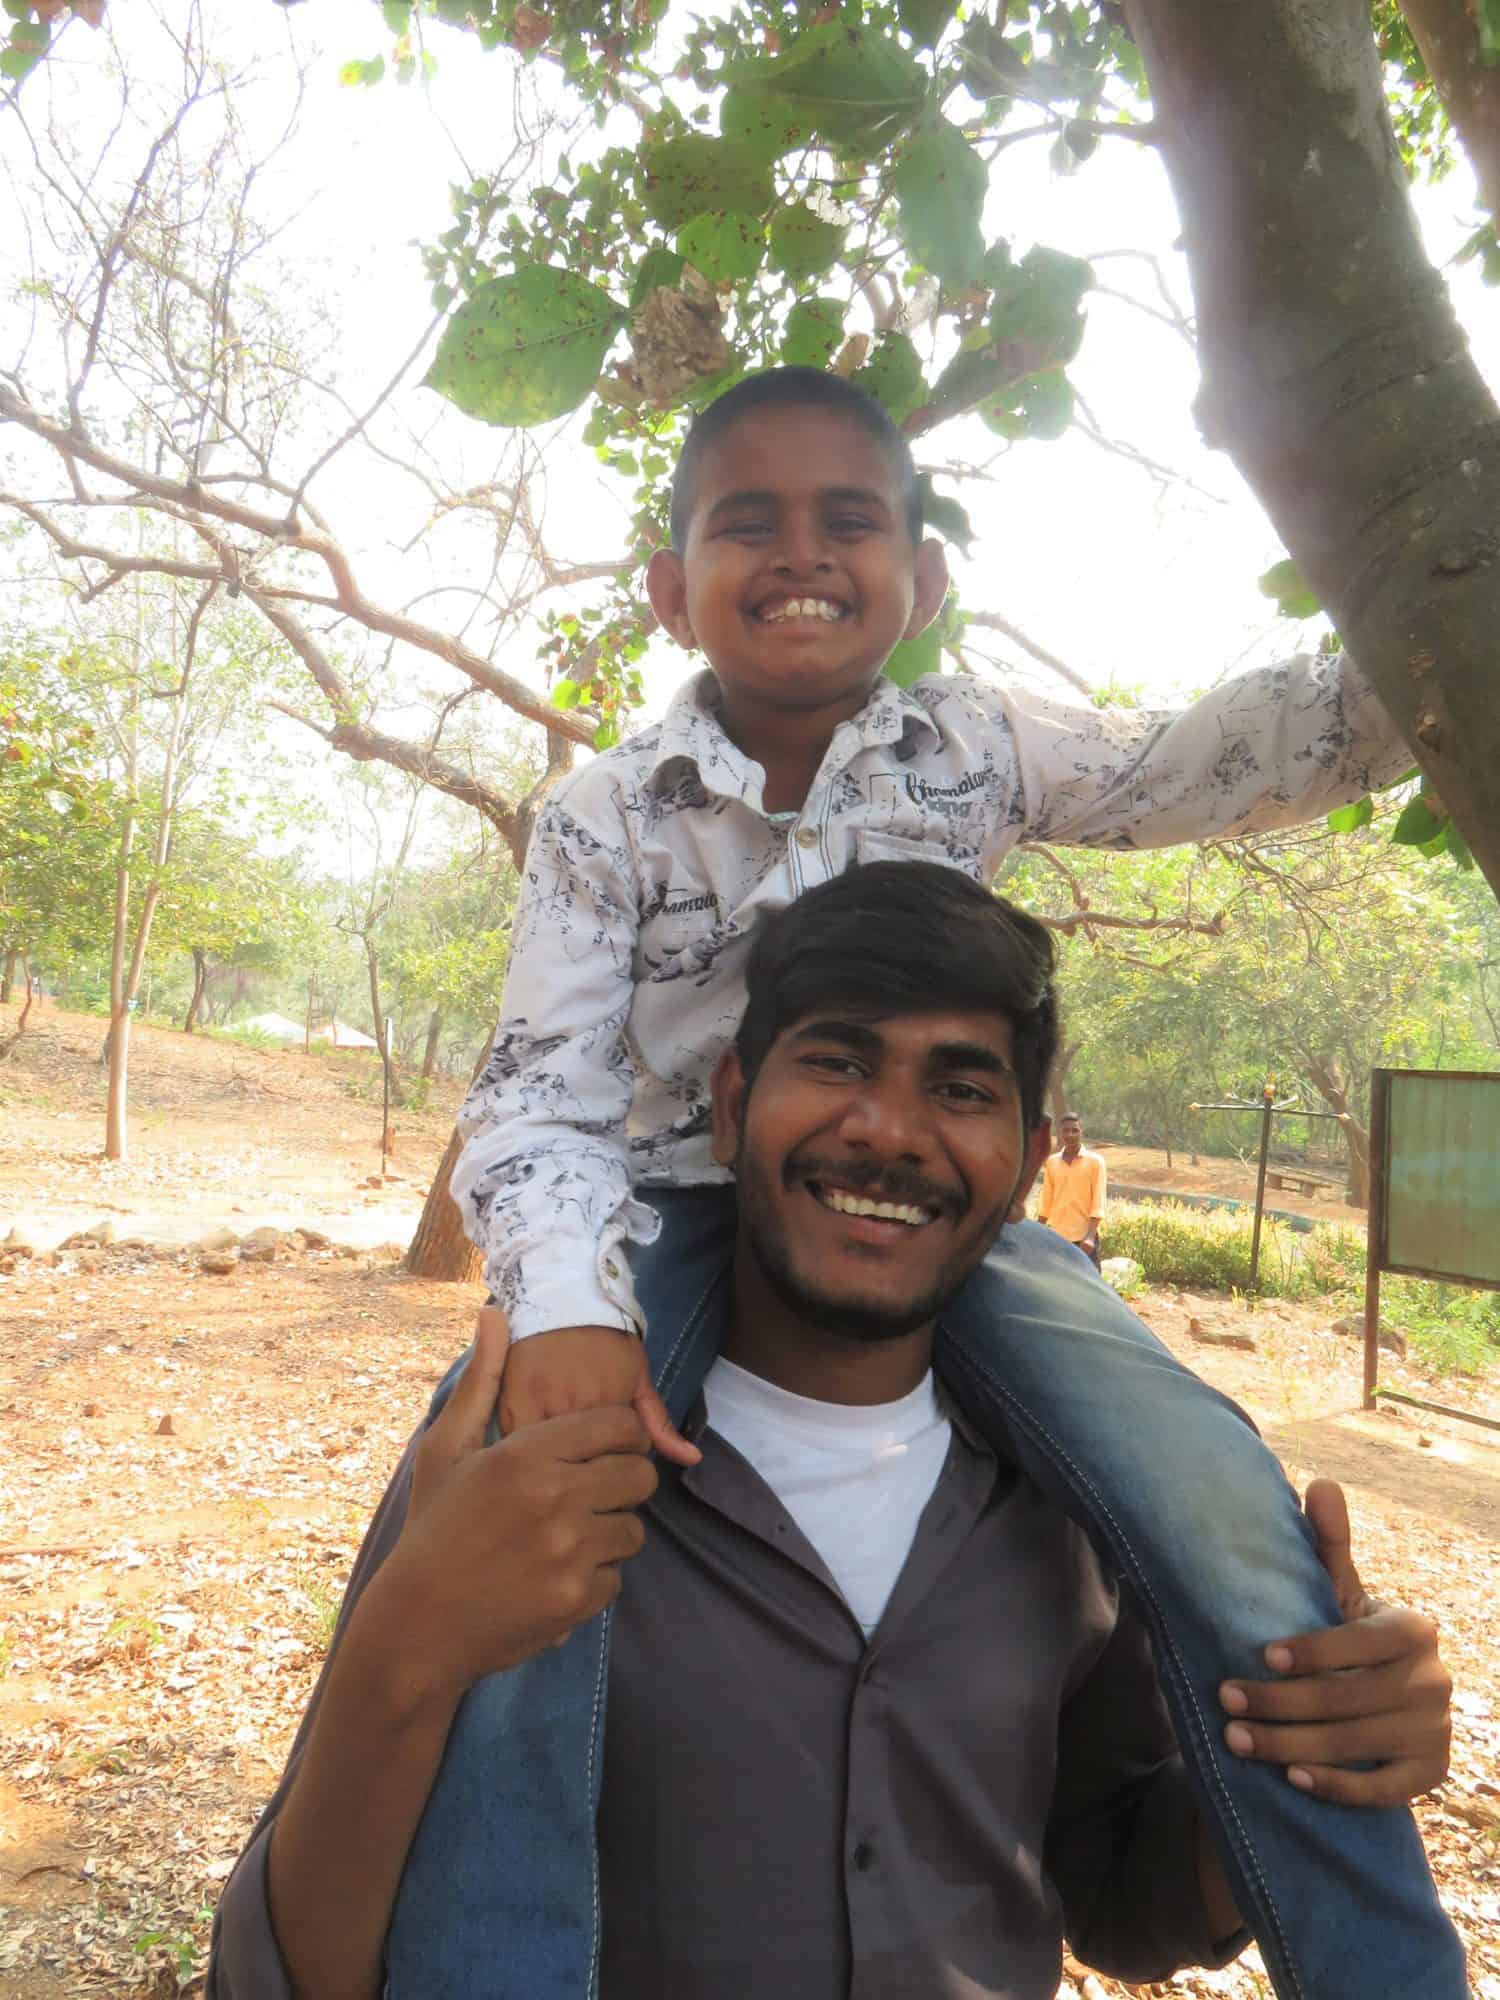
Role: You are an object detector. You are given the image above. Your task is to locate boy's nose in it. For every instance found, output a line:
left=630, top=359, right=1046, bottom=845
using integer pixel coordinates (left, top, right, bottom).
left=771, top=518, right=834, bottom=573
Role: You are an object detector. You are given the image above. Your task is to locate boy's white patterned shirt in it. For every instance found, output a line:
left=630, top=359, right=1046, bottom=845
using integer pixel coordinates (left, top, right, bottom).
left=453, top=659, right=1405, bottom=1339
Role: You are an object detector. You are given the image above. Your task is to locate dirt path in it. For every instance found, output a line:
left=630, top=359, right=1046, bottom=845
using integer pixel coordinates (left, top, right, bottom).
left=1, top=1005, right=1497, bottom=1996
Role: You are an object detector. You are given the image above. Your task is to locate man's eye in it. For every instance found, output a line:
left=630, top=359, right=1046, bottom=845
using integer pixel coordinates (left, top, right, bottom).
left=937, top=1081, right=994, bottom=1106
left=803, top=1054, right=864, bottom=1077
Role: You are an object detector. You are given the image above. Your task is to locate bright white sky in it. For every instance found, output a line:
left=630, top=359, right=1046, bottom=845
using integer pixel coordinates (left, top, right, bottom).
left=8, top=0, right=1500, bottom=739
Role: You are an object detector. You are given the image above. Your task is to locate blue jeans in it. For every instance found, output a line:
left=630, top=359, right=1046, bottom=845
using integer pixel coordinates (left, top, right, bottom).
left=385, top=1191, right=1467, bottom=1999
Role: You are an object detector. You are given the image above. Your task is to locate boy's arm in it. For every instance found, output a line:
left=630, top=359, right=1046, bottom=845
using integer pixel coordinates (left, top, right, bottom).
left=973, top=652, right=1408, bottom=853
left=451, top=783, right=651, bottom=1343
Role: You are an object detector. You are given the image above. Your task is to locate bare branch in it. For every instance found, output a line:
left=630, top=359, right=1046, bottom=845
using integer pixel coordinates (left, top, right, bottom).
left=964, top=612, right=1095, bottom=699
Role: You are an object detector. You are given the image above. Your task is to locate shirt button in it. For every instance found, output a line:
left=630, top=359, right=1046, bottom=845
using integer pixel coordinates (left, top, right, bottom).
left=796, top=826, right=818, bottom=848
left=852, top=1841, right=876, bottom=1873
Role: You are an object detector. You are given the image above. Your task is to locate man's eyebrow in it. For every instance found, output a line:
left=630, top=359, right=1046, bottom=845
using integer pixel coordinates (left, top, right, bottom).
left=928, top=1041, right=1016, bottom=1078
left=784, top=1021, right=1015, bottom=1076
left=785, top=1018, right=884, bottom=1054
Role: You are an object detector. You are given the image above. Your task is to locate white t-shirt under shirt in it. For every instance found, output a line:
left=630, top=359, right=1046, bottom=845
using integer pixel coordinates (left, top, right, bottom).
left=701, top=1357, right=953, bottom=1638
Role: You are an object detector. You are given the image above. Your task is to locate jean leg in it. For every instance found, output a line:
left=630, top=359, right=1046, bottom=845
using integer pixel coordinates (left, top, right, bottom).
left=936, top=1222, right=1467, bottom=2000
left=384, top=1191, right=735, bottom=1998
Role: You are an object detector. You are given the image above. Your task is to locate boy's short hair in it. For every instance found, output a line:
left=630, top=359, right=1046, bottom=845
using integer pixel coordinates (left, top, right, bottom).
left=735, top=861, right=1058, bottom=1134
left=669, top=367, right=923, bottom=552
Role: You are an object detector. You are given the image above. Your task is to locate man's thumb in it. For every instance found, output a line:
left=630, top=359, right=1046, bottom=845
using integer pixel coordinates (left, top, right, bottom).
left=441, top=1306, right=512, bottom=1451
left=1305, top=1478, right=1370, bottom=1621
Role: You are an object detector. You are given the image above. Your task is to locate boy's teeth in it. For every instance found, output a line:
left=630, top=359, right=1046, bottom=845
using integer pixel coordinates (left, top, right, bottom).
left=763, top=598, right=842, bottom=622
left=818, top=1186, right=929, bottom=1226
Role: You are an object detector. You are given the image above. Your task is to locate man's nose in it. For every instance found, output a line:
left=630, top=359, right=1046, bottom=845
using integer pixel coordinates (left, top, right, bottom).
left=837, top=1077, right=933, bottom=1160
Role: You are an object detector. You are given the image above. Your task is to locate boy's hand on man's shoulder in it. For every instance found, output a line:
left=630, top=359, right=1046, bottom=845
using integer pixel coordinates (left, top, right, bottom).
left=502, top=1323, right=701, bottom=1467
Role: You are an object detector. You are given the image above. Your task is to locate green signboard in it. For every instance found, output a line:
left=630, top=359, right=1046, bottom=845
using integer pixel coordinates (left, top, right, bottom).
left=1379, top=1069, right=1500, bottom=1289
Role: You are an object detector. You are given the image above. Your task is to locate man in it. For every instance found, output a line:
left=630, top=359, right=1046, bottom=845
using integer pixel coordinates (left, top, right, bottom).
left=1039, top=1111, right=1107, bottom=1267
left=208, top=867, right=1457, bottom=2000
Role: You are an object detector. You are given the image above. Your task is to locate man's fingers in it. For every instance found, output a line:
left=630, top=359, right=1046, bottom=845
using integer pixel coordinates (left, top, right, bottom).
left=528, top=1404, right=655, bottom=1463
left=574, top=1448, right=660, bottom=1515
left=1224, top=1713, right=1450, bottom=1770
left=1282, top=1756, right=1446, bottom=1807
left=1304, top=1478, right=1371, bottom=1621
left=1223, top=1655, right=1445, bottom=1725
left=1259, top=1605, right=1440, bottom=1678
left=436, top=1307, right=512, bottom=1453
left=633, top=1380, right=701, bottom=1467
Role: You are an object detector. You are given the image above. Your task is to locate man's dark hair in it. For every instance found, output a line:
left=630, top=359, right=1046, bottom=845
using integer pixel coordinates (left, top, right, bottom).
left=1060, top=1111, right=1082, bottom=1125
left=735, top=861, right=1058, bottom=1133
left=669, top=367, right=923, bottom=553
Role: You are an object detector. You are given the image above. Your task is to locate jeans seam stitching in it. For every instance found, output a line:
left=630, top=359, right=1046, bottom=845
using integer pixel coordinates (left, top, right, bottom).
left=585, top=1602, right=612, bottom=1999
left=943, top=1339, right=1300, bottom=1999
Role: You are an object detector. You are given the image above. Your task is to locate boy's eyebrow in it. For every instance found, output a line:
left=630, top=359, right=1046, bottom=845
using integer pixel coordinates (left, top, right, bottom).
left=702, top=484, right=895, bottom=523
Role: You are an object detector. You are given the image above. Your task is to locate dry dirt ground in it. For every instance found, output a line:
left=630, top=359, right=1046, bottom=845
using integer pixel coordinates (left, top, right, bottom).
left=1, top=1004, right=1498, bottom=1998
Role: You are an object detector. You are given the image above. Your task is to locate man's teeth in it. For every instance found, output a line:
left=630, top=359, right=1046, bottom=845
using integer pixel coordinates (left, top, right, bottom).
left=762, top=598, right=844, bottom=623
left=817, top=1186, right=931, bottom=1226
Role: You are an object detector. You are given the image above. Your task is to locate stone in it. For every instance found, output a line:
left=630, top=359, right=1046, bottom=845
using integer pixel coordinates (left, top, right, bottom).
left=334, top=1242, right=360, bottom=1259
left=155, top=1413, right=175, bottom=1436
left=1100, top=1255, right=1143, bottom=1296
left=0, top=1254, right=15, bottom=1277
left=373, top=1242, right=405, bottom=1261
left=82, top=1219, right=116, bottom=1246
left=199, top=1252, right=238, bottom=1276
left=82, top=1402, right=101, bottom=1418
left=1188, top=1316, right=1257, bottom=1353
left=194, top=1227, right=240, bottom=1254
left=294, top=1226, right=331, bottom=1250
left=3, top=1225, right=37, bottom=1256
left=1330, top=1314, right=1406, bottom=1357
left=238, top=1226, right=282, bottom=1263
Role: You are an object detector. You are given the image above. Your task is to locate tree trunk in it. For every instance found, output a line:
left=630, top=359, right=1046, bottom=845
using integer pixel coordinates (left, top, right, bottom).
left=1126, top=0, right=1500, bottom=897
left=366, top=938, right=400, bottom=1157
left=1305, top=1054, right=1372, bottom=1206
left=404, top=1124, right=483, bottom=1284
left=421, top=1008, right=444, bottom=1081
left=1, top=949, right=14, bottom=1005
left=183, top=948, right=208, bottom=1034
left=1048, top=1039, right=1078, bottom=1123
left=1401, top=0, right=1500, bottom=218
left=0, top=955, right=32, bottom=1059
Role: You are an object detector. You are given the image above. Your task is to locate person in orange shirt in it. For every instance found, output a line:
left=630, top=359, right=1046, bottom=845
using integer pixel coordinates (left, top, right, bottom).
left=1038, top=1112, right=1107, bottom=1268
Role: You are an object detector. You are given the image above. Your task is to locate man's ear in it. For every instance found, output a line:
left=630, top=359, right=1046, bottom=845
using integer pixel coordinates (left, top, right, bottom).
left=646, top=547, right=696, bottom=650
left=1006, top=1117, right=1052, bottom=1224
left=902, top=536, right=950, bottom=641
left=710, top=1045, right=748, bottom=1168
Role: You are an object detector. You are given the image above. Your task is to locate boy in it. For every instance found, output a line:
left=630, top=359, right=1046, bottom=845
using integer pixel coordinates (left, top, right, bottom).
left=437, top=370, right=1460, bottom=1997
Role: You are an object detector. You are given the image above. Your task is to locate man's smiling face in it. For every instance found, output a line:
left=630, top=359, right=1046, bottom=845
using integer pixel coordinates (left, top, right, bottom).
left=646, top=404, right=948, bottom=728
left=712, top=1004, right=1049, bottom=1344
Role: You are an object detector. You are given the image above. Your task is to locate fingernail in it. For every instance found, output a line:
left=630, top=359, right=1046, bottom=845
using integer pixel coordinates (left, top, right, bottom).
left=1288, top=1766, right=1314, bottom=1791
left=1220, top=1682, right=1248, bottom=1714
left=1225, top=1723, right=1253, bottom=1755
left=1265, top=1644, right=1294, bottom=1673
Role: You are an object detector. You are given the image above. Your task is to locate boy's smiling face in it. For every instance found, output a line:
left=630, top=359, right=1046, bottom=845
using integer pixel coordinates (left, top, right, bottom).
left=647, top=404, right=949, bottom=732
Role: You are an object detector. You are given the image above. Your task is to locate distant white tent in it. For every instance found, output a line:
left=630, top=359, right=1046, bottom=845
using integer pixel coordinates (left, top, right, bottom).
left=316, top=1019, right=379, bottom=1050
left=241, top=1012, right=307, bottom=1043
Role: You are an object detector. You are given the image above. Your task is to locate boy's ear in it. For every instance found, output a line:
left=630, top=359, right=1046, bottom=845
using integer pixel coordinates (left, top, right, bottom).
left=902, top=536, right=950, bottom=641
left=710, top=1045, right=747, bottom=1168
left=646, top=548, right=696, bottom=650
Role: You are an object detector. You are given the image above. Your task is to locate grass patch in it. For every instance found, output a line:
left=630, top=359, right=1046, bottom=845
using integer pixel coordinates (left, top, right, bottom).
left=1104, top=1201, right=1500, bottom=1378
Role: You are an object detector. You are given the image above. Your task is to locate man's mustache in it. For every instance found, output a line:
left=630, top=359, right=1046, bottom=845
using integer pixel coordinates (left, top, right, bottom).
left=787, top=1154, right=965, bottom=1221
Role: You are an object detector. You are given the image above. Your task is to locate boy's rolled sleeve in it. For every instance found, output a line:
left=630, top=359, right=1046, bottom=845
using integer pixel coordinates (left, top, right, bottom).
left=451, top=782, right=658, bottom=1341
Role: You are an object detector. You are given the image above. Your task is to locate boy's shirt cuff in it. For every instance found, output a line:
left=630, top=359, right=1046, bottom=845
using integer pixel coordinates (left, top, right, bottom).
left=485, top=1205, right=655, bottom=1343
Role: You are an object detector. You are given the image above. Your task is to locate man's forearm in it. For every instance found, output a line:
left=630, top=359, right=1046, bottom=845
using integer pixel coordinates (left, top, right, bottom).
left=267, top=1572, right=460, bottom=2000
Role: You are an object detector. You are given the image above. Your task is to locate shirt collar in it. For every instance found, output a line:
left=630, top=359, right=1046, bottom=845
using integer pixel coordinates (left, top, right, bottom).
left=645, top=668, right=942, bottom=800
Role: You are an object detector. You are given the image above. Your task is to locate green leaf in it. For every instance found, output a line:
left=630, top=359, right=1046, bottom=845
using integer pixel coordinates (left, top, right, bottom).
left=891, top=119, right=987, bottom=285
left=1326, top=796, right=1374, bottom=834
left=338, top=55, right=386, bottom=87
left=1257, top=557, right=1321, bottom=620
left=1445, top=823, right=1476, bottom=870
left=641, top=135, right=773, bottom=231
left=782, top=297, right=844, bottom=369
left=723, top=25, right=927, bottom=156
left=885, top=621, right=942, bottom=687
left=1391, top=795, right=1445, bottom=845
left=629, top=245, right=685, bottom=309
left=381, top=0, right=414, bottom=32
left=767, top=202, right=845, bottom=281
left=719, top=87, right=812, bottom=164
left=915, top=476, right=975, bottom=554
left=988, top=245, right=1093, bottom=363
left=898, top=0, right=961, bottom=51
left=0, top=42, right=40, bottom=79
left=676, top=210, right=764, bottom=286
left=1017, top=369, right=1073, bottom=440
left=551, top=678, right=583, bottom=710
left=853, top=332, right=924, bottom=422
left=425, top=267, right=627, bottom=427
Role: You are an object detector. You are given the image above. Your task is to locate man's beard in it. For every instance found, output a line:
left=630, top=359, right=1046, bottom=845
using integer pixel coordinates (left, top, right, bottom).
left=734, top=1139, right=1010, bottom=1345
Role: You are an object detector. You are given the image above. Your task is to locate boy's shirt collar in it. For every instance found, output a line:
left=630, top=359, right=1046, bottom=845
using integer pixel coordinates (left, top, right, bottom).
left=647, top=667, right=941, bottom=803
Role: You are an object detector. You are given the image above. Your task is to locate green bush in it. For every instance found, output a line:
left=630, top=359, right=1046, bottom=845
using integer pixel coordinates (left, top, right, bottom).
left=1103, top=1201, right=1500, bottom=1377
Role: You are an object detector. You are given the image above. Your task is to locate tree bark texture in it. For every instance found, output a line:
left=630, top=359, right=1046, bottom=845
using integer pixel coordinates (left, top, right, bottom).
left=405, top=1124, right=483, bottom=1284
left=1126, top=0, right=1500, bottom=896
left=421, top=1009, right=444, bottom=1081
left=1401, top=0, right=1500, bottom=216
left=183, top=948, right=208, bottom=1034
left=1305, top=1053, right=1373, bottom=1204
left=1, top=950, right=14, bottom=1005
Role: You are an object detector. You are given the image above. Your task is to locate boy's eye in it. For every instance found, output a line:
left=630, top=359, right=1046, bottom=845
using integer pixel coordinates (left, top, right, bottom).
left=721, top=518, right=773, bottom=538
left=828, top=514, right=876, bottom=535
